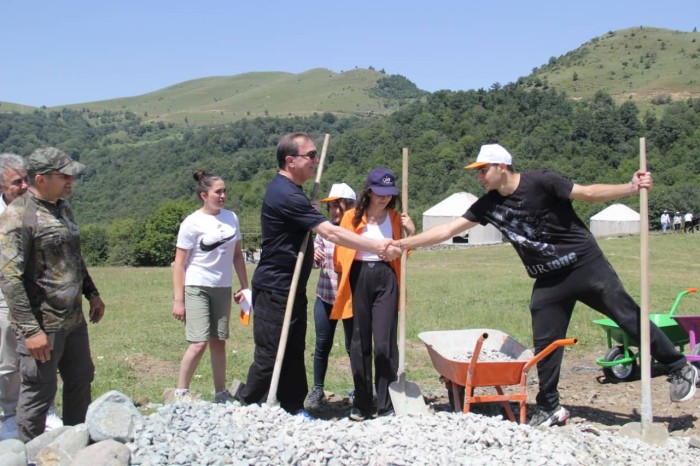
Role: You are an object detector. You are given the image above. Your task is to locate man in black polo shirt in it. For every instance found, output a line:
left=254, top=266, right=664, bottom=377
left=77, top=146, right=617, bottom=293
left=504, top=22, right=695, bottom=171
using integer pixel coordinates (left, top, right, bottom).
left=236, top=132, right=399, bottom=414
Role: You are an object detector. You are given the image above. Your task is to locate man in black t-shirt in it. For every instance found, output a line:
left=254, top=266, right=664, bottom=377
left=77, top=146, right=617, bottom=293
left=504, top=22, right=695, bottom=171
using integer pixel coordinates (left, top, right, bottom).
left=235, top=132, right=399, bottom=415
left=396, top=143, right=697, bottom=427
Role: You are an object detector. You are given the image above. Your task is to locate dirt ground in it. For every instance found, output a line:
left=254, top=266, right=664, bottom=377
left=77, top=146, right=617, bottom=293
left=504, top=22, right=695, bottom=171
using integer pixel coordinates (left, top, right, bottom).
left=309, top=353, right=700, bottom=439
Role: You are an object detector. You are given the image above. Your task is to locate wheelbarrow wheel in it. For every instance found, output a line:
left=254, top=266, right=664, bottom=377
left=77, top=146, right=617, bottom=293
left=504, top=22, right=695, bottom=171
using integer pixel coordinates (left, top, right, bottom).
left=602, top=346, right=637, bottom=382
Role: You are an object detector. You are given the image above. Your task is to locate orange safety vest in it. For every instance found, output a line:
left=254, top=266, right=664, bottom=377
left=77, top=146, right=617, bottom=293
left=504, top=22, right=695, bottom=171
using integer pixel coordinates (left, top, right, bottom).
left=330, top=208, right=404, bottom=320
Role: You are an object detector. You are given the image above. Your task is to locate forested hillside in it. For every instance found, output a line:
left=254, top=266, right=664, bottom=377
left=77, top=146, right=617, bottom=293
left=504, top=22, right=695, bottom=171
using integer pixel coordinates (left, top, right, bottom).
left=1, top=84, right=699, bottom=266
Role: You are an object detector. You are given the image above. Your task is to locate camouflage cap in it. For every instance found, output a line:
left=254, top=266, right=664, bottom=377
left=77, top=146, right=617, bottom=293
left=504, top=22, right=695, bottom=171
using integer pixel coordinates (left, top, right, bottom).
left=27, top=147, right=86, bottom=176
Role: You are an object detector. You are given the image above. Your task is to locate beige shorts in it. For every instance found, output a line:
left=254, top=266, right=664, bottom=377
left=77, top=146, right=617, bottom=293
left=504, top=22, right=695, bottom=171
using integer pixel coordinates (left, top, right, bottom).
left=184, top=286, right=232, bottom=342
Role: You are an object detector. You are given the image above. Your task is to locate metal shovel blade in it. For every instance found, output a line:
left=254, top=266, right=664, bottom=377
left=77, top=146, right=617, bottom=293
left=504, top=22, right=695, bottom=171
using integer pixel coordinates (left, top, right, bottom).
left=389, top=373, right=429, bottom=416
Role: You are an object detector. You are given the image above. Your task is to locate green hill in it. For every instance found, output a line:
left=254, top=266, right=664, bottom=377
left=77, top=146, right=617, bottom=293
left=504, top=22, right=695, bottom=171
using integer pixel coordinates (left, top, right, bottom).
left=1, top=68, right=426, bottom=125
left=3, top=27, right=699, bottom=121
left=525, top=27, right=700, bottom=110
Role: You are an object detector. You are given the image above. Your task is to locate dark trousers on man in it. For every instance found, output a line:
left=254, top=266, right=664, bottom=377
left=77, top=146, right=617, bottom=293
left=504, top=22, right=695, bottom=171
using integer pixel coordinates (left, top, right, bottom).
left=349, top=261, right=398, bottom=416
left=530, top=256, right=687, bottom=410
left=15, top=323, right=94, bottom=442
left=240, top=288, right=308, bottom=413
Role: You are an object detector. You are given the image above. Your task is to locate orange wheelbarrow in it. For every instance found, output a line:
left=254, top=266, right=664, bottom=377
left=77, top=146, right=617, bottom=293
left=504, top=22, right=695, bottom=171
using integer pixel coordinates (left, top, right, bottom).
left=419, top=328, right=576, bottom=424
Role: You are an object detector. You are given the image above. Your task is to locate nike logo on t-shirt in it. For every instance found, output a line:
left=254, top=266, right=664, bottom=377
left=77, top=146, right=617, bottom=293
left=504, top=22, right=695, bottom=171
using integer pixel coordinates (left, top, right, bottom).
left=200, top=234, right=236, bottom=252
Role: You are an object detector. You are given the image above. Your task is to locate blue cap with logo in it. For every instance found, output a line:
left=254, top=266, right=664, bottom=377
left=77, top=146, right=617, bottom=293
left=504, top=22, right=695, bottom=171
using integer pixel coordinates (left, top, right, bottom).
left=366, top=167, right=398, bottom=196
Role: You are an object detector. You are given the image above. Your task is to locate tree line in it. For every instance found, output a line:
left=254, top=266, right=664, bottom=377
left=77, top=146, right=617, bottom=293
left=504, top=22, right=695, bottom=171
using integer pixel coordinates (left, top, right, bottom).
left=1, top=83, right=699, bottom=266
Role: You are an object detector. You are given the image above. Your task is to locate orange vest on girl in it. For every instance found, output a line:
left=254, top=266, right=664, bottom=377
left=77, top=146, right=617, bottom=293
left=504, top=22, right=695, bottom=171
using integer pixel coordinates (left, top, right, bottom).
left=330, top=208, right=403, bottom=320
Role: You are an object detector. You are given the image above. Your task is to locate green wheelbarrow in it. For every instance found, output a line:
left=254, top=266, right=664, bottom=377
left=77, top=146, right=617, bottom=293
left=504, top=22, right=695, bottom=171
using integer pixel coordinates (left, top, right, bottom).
left=593, top=287, right=697, bottom=382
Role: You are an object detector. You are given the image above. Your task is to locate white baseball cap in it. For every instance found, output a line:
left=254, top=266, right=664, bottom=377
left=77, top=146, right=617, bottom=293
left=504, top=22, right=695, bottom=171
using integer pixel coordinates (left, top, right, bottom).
left=464, top=143, right=513, bottom=169
left=320, top=183, right=356, bottom=202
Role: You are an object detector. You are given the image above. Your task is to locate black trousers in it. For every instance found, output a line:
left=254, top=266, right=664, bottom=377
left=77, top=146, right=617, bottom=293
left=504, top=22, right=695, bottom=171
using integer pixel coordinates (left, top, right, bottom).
left=15, top=323, right=94, bottom=442
left=349, top=261, right=398, bottom=415
left=530, top=256, right=687, bottom=410
left=240, top=288, right=308, bottom=413
left=312, top=297, right=353, bottom=388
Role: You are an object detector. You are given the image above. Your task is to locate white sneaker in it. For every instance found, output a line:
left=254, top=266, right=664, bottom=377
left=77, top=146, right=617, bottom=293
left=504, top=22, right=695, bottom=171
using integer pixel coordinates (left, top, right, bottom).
left=45, top=409, right=64, bottom=431
left=0, top=416, right=18, bottom=440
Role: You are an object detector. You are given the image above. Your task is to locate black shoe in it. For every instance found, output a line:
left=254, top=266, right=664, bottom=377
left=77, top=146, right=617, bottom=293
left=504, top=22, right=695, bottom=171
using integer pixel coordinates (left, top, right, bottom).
left=349, top=408, right=367, bottom=421
left=230, top=379, right=245, bottom=403
left=304, top=386, right=326, bottom=410
left=527, top=406, right=570, bottom=427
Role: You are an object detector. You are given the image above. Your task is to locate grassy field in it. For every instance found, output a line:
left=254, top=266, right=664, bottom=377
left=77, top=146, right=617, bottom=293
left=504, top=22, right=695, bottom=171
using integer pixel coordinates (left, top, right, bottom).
left=80, top=231, right=700, bottom=408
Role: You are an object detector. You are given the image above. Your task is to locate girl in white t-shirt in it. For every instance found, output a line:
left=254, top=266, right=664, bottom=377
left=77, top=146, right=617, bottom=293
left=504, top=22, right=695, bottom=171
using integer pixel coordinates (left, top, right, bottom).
left=172, top=170, right=249, bottom=402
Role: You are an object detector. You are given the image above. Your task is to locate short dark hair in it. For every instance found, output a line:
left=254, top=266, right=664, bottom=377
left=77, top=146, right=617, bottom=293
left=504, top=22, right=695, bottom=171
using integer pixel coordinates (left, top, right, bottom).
left=276, top=132, right=311, bottom=169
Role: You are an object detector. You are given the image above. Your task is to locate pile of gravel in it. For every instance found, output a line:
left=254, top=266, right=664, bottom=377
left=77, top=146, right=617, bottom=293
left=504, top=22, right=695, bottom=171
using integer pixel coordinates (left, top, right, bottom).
left=452, top=348, right=516, bottom=362
left=128, top=402, right=697, bottom=465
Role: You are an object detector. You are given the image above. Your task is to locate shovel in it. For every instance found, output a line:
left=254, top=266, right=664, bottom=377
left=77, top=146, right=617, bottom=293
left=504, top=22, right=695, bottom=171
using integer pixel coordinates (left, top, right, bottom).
left=619, top=137, right=668, bottom=445
left=389, top=147, right=429, bottom=416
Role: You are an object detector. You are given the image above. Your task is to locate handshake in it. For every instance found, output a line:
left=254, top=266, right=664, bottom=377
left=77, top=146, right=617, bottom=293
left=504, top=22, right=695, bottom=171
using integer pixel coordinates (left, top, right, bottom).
left=376, top=212, right=415, bottom=261
left=376, top=239, right=404, bottom=262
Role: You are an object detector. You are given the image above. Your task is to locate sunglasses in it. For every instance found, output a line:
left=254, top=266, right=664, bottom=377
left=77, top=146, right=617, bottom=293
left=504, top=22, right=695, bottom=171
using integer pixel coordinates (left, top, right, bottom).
left=294, top=151, right=318, bottom=160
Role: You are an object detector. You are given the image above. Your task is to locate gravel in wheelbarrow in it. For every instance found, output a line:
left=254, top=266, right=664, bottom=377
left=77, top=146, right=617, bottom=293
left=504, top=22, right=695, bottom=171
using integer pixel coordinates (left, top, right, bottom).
left=419, top=328, right=576, bottom=423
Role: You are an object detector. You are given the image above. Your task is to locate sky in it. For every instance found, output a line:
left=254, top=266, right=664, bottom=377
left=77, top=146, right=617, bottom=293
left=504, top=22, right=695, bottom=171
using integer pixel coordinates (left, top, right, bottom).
left=2, top=0, right=699, bottom=108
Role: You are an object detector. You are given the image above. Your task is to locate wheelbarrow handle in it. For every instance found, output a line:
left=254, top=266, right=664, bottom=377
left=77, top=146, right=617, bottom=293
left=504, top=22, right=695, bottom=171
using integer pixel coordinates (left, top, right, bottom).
left=468, top=333, right=489, bottom=364
left=465, top=333, right=489, bottom=384
left=523, top=338, right=578, bottom=373
left=668, top=288, right=698, bottom=317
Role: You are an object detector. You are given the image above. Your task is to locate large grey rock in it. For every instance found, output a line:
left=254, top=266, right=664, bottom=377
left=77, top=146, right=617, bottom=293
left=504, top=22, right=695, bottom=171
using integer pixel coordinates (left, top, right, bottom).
left=25, top=426, right=70, bottom=462
left=0, top=452, right=25, bottom=466
left=34, top=424, right=89, bottom=466
left=0, top=439, right=26, bottom=466
left=71, top=439, right=130, bottom=466
left=86, top=390, right=143, bottom=443
left=0, top=439, right=25, bottom=456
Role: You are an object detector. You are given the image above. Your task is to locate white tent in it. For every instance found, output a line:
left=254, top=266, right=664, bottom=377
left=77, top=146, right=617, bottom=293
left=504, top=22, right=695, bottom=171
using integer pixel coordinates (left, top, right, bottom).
left=422, top=192, right=502, bottom=245
left=589, top=204, right=640, bottom=237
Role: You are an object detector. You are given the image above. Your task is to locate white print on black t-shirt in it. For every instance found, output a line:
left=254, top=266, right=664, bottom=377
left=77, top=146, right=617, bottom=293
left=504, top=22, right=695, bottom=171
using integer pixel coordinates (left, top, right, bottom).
left=490, top=203, right=578, bottom=277
left=525, top=252, right=578, bottom=276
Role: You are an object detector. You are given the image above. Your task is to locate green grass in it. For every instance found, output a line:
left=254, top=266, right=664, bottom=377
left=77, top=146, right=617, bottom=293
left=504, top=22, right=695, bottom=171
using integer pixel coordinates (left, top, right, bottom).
left=77, top=231, right=700, bottom=408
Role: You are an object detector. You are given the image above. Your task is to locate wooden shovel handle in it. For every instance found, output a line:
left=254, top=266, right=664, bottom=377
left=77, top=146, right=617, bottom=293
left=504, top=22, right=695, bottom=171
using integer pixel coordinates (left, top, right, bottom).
left=398, top=148, right=408, bottom=376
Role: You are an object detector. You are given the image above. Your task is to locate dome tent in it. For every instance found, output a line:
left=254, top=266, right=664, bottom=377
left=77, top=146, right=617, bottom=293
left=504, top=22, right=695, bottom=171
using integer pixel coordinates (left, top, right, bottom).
left=589, top=204, right=640, bottom=237
left=422, top=192, right=502, bottom=245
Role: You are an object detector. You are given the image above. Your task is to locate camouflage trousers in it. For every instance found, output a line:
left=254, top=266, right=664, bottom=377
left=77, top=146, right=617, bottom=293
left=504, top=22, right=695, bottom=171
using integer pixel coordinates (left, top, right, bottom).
left=14, top=324, right=94, bottom=442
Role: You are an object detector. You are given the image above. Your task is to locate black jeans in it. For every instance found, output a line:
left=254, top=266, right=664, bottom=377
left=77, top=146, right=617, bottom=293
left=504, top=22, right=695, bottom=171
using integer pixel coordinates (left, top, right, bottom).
left=530, top=256, right=687, bottom=410
left=240, top=288, right=308, bottom=413
left=311, top=297, right=353, bottom=388
left=15, top=323, right=94, bottom=442
left=349, top=261, right=398, bottom=415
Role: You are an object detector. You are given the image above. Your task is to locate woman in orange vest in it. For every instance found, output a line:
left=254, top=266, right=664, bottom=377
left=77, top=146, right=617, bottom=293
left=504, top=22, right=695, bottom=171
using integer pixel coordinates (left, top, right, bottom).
left=332, top=167, right=414, bottom=421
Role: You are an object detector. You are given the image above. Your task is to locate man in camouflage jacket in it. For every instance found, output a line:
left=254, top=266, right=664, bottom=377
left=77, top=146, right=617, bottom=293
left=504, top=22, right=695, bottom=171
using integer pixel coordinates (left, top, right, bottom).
left=0, top=147, right=105, bottom=442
